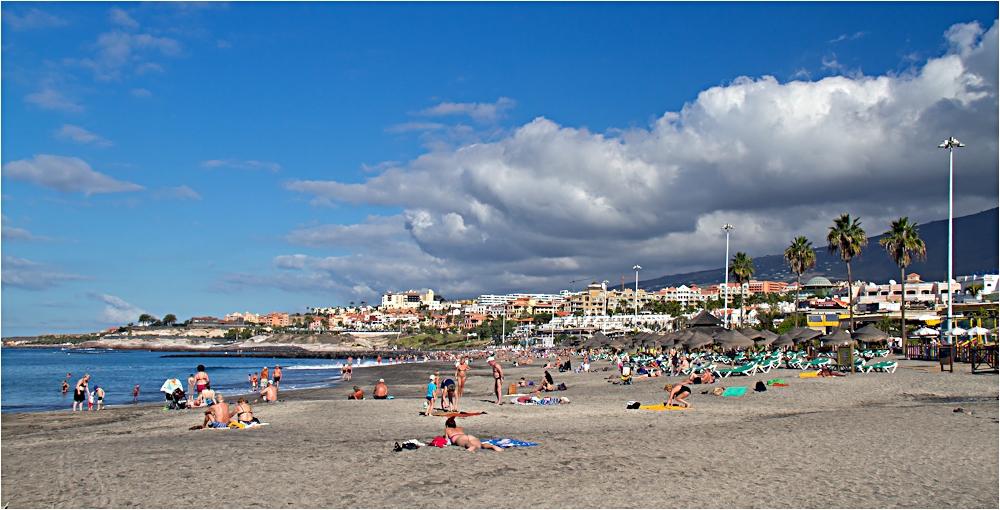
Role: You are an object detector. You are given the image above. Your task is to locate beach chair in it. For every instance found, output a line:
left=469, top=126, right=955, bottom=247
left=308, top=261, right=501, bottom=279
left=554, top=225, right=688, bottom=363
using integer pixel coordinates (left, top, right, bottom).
left=865, top=361, right=898, bottom=373
left=800, top=358, right=832, bottom=371
left=715, top=364, right=757, bottom=378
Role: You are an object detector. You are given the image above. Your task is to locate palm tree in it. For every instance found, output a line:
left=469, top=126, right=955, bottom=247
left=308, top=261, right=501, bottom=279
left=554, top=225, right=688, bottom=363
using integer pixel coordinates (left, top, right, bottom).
left=730, top=251, right=754, bottom=327
left=784, top=236, right=817, bottom=328
left=827, top=214, right=867, bottom=331
left=879, top=217, right=926, bottom=347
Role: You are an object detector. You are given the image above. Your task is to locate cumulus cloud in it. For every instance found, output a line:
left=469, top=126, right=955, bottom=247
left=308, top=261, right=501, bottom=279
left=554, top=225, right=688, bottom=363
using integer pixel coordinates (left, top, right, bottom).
left=108, top=7, right=139, bottom=28
left=25, top=89, right=83, bottom=112
left=1, top=8, right=68, bottom=30
left=153, top=185, right=201, bottom=201
left=86, top=291, right=145, bottom=324
left=2, top=155, right=144, bottom=195
left=2, top=256, right=86, bottom=290
left=251, top=21, right=1000, bottom=302
left=1, top=215, right=53, bottom=242
left=416, top=97, right=516, bottom=123
left=202, top=159, right=281, bottom=172
left=131, top=88, right=152, bottom=97
left=386, top=122, right=447, bottom=133
left=54, top=124, right=114, bottom=147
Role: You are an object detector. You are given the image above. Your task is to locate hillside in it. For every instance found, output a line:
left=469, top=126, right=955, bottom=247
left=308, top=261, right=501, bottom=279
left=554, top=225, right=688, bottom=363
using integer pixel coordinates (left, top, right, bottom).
left=637, top=207, right=999, bottom=289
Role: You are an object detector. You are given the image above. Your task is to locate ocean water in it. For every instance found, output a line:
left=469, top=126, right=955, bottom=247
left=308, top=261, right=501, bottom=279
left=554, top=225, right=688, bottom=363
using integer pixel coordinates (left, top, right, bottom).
left=0, top=348, right=399, bottom=413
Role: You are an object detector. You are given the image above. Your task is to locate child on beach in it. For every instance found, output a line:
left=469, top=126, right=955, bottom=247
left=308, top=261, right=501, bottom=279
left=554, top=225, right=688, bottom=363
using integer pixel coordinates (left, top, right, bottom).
left=424, top=375, right=437, bottom=416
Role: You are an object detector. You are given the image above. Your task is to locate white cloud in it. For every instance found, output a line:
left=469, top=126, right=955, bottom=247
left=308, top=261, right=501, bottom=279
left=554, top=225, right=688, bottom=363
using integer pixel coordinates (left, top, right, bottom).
left=1, top=215, right=53, bottom=243
left=77, top=30, right=183, bottom=81
left=131, top=88, right=152, bottom=98
left=416, top=97, right=516, bottom=123
left=2, top=256, right=85, bottom=290
left=202, top=159, right=281, bottom=172
left=86, top=291, right=145, bottom=324
left=153, top=185, right=201, bottom=201
left=386, top=122, right=447, bottom=133
left=1, top=8, right=68, bottom=30
left=54, top=124, right=114, bottom=147
left=829, top=31, right=868, bottom=43
left=217, top=39, right=232, bottom=49
left=25, top=89, right=83, bottom=112
left=108, top=7, right=139, bottom=28
left=2, top=155, right=144, bottom=195
left=250, top=21, right=1000, bottom=302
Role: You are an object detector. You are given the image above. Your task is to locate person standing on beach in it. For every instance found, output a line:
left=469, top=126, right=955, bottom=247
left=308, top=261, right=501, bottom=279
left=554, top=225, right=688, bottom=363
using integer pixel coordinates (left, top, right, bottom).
left=187, top=374, right=196, bottom=400
left=488, top=357, right=504, bottom=405
left=73, top=374, right=90, bottom=411
left=424, top=374, right=437, bottom=416
left=272, top=365, right=282, bottom=389
left=455, top=358, right=470, bottom=398
left=252, top=372, right=259, bottom=392
left=132, top=385, right=140, bottom=404
left=94, top=386, right=105, bottom=410
left=194, top=365, right=210, bottom=395
left=261, top=366, right=269, bottom=387
left=345, top=357, right=353, bottom=381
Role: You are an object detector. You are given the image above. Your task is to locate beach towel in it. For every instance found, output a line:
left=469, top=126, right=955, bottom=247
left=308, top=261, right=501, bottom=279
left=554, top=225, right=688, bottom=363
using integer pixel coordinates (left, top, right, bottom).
left=766, top=379, right=786, bottom=386
left=799, top=372, right=820, bottom=378
left=431, top=411, right=485, bottom=417
left=482, top=438, right=538, bottom=448
left=721, top=386, right=747, bottom=397
left=638, top=403, right=690, bottom=411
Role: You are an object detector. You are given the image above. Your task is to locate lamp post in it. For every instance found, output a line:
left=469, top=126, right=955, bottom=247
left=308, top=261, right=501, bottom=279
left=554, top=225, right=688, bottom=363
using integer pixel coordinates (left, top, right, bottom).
left=938, top=137, right=964, bottom=344
left=633, top=265, right=642, bottom=328
left=722, top=223, right=734, bottom=329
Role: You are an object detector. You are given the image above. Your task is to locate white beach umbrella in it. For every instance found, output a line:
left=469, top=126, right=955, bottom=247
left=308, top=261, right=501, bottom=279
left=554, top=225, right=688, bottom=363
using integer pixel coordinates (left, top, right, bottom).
left=913, top=314, right=941, bottom=322
left=946, top=327, right=967, bottom=336
left=966, top=326, right=990, bottom=336
left=914, top=327, right=939, bottom=337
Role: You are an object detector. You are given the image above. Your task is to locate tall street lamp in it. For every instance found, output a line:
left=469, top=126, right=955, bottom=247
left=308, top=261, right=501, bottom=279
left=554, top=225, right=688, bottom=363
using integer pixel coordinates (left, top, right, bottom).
left=633, top=265, right=642, bottom=327
left=939, top=137, right=964, bottom=344
left=722, top=224, right=734, bottom=329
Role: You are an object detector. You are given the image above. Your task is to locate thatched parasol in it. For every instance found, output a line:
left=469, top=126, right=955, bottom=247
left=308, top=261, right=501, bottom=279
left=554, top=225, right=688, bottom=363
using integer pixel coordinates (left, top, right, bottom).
left=683, top=331, right=715, bottom=350
left=851, top=324, right=888, bottom=343
left=819, top=329, right=856, bottom=346
left=771, top=333, right=796, bottom=348
left=714, top=329, right=755, bottom=349
left=740, top=329, right=766, bottom=341
left=755, top=329, right=779, bottom=347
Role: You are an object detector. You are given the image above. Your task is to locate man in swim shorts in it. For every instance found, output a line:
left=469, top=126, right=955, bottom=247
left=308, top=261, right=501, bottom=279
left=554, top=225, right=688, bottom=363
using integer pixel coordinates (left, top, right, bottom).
left=373, top=379, right=388, bottom=399
left=259, top=384, right=278, bottom=403
left=203, top=394, right=232, bottom=428
left=272, top=365, right=282, bottom=389
left=488, top=357, right=504, bottom=405
left=94, top=385, right=105, bottom=410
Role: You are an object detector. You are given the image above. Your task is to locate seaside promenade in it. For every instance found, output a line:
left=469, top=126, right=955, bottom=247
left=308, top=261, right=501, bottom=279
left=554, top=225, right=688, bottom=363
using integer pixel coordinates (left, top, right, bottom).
left=1, top=356, right=997, bottom=508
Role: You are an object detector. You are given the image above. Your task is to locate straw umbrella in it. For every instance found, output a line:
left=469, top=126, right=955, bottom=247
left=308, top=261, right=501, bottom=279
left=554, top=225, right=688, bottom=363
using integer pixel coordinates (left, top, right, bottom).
left=820, top=329, right=856, bottom=347
left=740, top=329, right=765, bottom=341
left=684, top=331, right=714, bottom=350
left=852, top=324, right=888, bottom=344
left=756, top=329, right=779, bottom=347
left=772, top=333, right=796, bottom=348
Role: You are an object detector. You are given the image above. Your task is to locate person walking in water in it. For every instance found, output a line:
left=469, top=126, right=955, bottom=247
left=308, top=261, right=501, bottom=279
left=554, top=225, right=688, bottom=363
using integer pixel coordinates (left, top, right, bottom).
left=61, top=380, right=69, bottom=394
left=73, top=374, right=90, bottom=411
left=132, top=385, right=140, bottom=404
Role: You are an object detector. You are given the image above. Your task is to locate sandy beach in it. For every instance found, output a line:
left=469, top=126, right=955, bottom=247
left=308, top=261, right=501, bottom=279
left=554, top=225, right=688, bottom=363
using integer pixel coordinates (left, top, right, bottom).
left=2, top=356, right=997, bottom=508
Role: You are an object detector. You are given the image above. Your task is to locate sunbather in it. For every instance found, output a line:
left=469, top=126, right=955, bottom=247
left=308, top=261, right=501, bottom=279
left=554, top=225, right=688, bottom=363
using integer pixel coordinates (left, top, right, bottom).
left=202, top=393, right=232, bottom=428
left=444, top=417, right=504, bottom=452
left=348, top=386, right=364, bottom=399
left=664, top=383, right=692, bottom=408
left=682, top=371, right=715, bottom=385
left=817, top=366, right=848, bottom=377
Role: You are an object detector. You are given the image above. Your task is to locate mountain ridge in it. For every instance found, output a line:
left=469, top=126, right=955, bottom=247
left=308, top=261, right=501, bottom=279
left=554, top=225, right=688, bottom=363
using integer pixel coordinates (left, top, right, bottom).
left=635, top=208, right=999, bottom=290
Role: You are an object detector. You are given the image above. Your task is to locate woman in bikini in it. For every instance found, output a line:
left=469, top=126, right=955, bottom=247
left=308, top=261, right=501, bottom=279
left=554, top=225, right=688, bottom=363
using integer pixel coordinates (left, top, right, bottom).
left=454, top=358, right=470, bottom=398
left=665, top=383, right=692, bottom=408
left=444, top=417, right=503, bottom=452
left=232, top=397, right=259, bottom=425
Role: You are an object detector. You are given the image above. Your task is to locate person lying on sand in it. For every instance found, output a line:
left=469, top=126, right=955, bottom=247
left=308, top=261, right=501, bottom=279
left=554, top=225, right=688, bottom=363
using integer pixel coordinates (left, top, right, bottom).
left=664, top=384, right=692, bottom=408
left=682, top=371, right=716, bottom=385
left=444, top=417, right=504, bottom=452
left=348, top=386, right=364, bottom=400
left=817, top=366, right=848, bottom=377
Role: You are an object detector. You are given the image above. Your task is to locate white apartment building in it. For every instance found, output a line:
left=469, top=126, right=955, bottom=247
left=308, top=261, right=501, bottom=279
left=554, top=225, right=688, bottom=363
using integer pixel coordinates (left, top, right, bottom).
left=381, top=289, right=436, bottom=310
left=476, top=292, right=570, bottom=307
left=653, top=285, right=707, bottom=307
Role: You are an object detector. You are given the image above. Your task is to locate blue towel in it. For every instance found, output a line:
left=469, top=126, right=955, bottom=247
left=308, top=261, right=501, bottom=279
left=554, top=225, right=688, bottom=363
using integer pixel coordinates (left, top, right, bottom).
left=482, top=438, right=538, bottom=448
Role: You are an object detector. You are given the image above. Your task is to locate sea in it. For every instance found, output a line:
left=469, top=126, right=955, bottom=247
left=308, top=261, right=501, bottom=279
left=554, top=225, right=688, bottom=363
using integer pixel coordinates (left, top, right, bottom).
left=0, top=348, right=401, bottom=414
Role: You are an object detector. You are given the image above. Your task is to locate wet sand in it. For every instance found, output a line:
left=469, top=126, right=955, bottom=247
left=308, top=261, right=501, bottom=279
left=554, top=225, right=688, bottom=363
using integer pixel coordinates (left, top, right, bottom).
left=1, top=357, right=997, bottom=508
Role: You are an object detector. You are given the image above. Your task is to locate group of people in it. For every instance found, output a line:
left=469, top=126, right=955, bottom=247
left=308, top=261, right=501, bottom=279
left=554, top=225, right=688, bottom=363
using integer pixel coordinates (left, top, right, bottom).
left=201, top=396, right=260, bottom=429
left=348, top=378, right=390, bottom=400
left=66, top=374, right=105, bottom=411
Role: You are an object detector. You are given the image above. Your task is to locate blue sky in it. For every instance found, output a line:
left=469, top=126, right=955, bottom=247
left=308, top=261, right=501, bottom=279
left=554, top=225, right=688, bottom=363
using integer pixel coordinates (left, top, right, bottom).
left=2, top=2, right=998, bottom=336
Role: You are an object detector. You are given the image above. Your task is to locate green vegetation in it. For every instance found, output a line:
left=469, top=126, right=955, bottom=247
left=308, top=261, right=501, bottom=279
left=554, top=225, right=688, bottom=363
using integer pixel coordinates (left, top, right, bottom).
left=880, top=217, right=926, bottom=346
left=391, top=332, right=491, bottom=350
left=828, top=213, right=867, bottom=331
left=784, top=236, right=816, bottom=328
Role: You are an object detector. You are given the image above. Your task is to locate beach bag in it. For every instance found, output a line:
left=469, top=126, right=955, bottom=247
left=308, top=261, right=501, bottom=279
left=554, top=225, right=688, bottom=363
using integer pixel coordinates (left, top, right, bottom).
left=508, top=383, right=517, bottom=395
left=754, top=381, right=767, bottom=392
left=429, top=436, right=448, bottom=448
left=626, top=401, right=641, bottom=409
left=557, top=383, right=567, bottom=391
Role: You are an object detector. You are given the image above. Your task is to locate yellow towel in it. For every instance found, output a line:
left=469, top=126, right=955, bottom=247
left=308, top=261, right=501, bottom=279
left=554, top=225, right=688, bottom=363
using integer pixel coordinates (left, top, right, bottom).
left=799, top=371, right=820, bottom=378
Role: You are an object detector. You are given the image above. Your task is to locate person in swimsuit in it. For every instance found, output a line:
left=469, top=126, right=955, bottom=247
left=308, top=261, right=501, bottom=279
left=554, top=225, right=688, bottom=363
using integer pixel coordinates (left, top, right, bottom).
left=62, top=380, right=69, bottom=393
left=194, top=365, right=210, bottom=394
left=258, top=384, right=278, bottom=403
left=455, top=358, right=470, bottom=398
left=272, top=365, right=282, bottom=389
left=488, top=357, right=504, bottom=405
left=665, top=383, right=692, bottom=408
left=424, top=375, right=437, bottom=416
left=232, top=397, right=259, bottom=425
left=203, top=394, right=232, bottom=428
left=260, top=366, right=269, bottom=387
left=444, top=417, right=503, bottom=452
left=132, top=385, right=140, bottom=404
left=373, top=379, right=388, bottom=399
left=94, top=386, right=105, bottom=410
left=73, top=374, right=90, bottom=411
left=443, top=383, right=458, bottom=412
left=344, top=358, right=353, bottom=381
left=682, top=371, right=716, bottom=385
left=348, top=386, right=364, bottom=400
